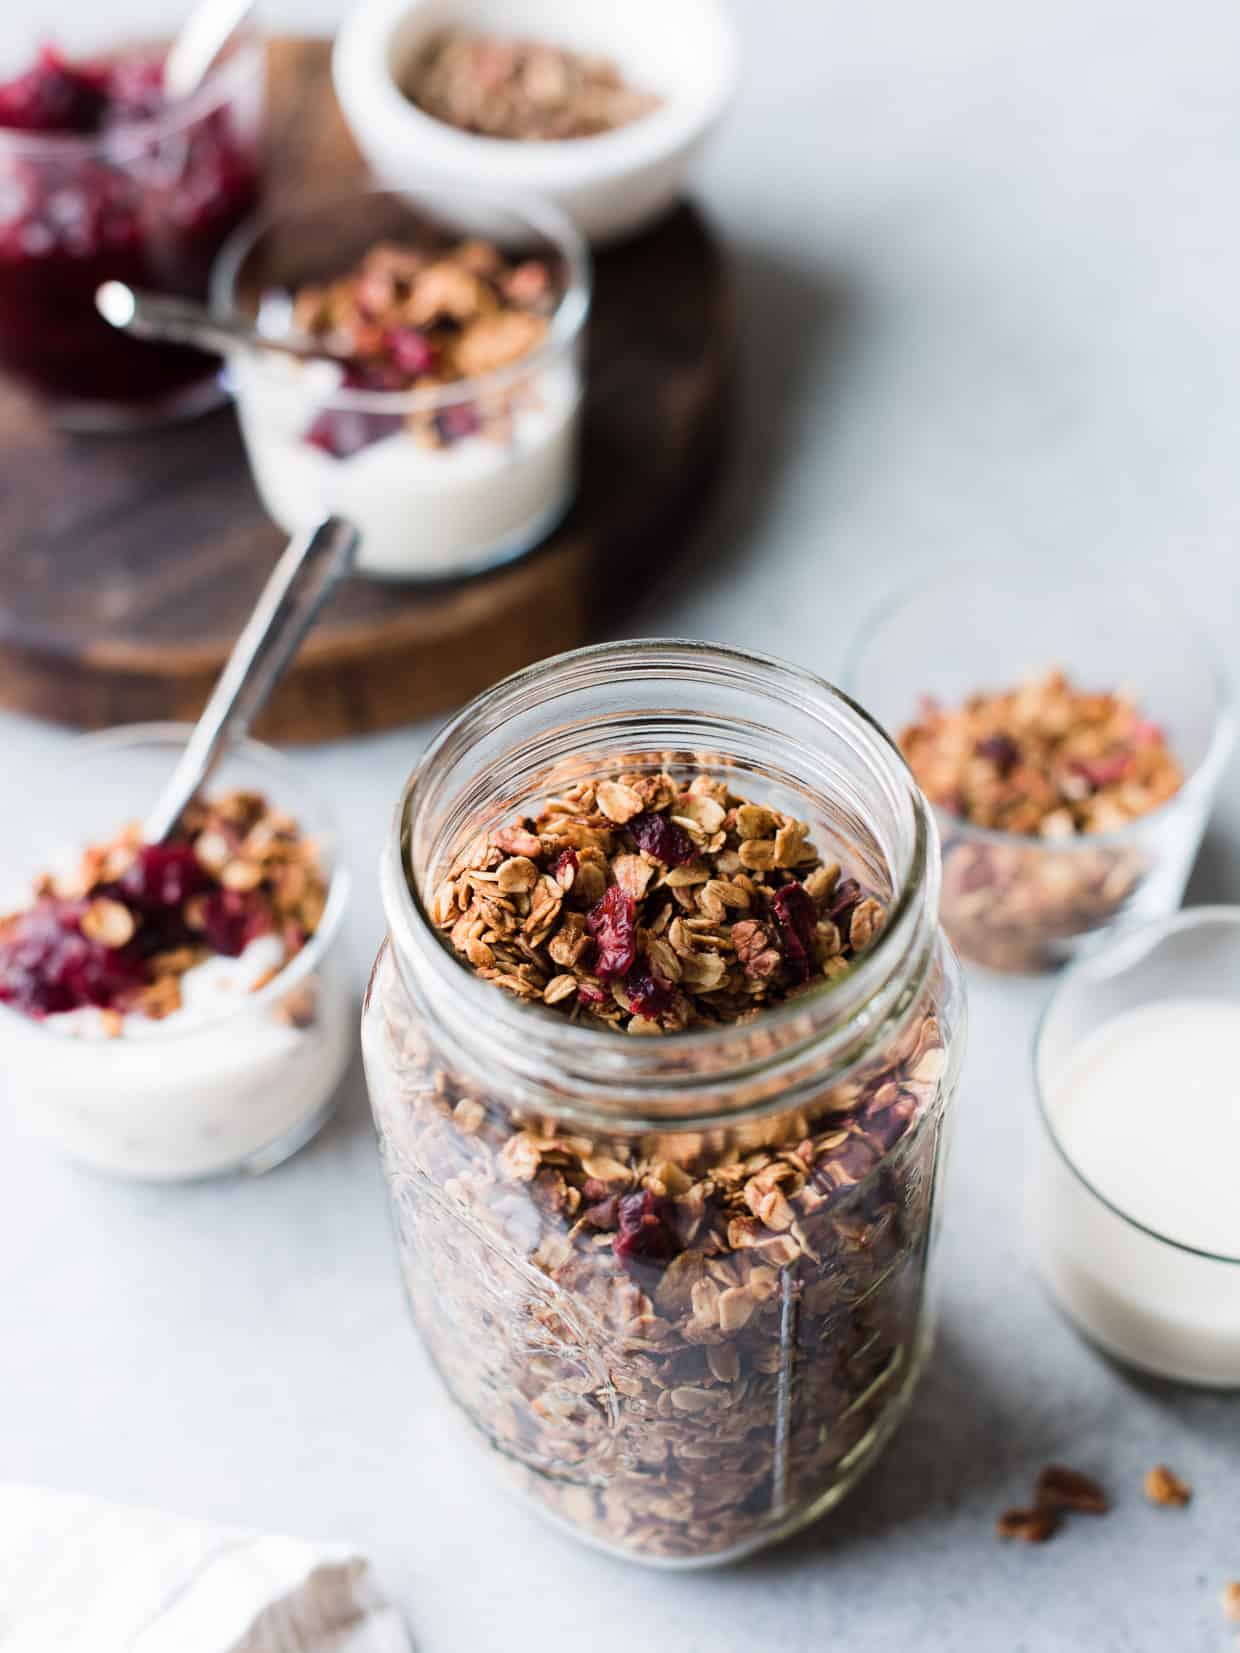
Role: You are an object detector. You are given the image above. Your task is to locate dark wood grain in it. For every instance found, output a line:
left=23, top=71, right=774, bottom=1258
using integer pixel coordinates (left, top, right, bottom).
left=0, top=39, right=732, bottom=740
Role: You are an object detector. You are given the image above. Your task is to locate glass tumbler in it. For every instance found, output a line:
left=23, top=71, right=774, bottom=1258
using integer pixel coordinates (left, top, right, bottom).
left=1029, top=908, right=1240, bottom=1386
left=0, top=725, right=352, bottom=1180
left=362, top=639, right=967, bottom=1566
left=844, top=570, right=1233, bottom=971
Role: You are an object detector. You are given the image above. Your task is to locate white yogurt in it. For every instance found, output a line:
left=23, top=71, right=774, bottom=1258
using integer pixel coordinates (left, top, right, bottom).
left=1028, top=997, right=1240, bottom=1385
left=4, top=937, right=353, bottom=1181
left=233, top=356, right=580, bottom=579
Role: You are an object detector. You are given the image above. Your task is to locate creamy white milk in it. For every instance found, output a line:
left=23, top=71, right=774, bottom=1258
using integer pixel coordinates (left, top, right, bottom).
left=1029, top=997, right=1240, bottom=1385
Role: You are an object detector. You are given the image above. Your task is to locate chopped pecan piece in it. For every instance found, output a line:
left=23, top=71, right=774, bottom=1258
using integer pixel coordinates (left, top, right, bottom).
left=1143, top=1465, right=1191, bottom=1508
left=1035, top=1464, right=1109, bottom=1516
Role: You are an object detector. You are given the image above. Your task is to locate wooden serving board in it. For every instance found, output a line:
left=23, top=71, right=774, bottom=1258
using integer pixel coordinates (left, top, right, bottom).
left=0, top=39, right=732, bottom=741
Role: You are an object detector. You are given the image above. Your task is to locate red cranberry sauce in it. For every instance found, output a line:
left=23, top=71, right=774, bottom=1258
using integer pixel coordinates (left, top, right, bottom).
left=0, top=44, right=261, bottom=403
left=0, top=842, right=265, bottom=1021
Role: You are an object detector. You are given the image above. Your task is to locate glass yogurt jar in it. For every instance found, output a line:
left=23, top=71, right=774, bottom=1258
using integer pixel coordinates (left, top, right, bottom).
left=213, top=187, right=589, bottom=581
left=362, top=640, right=967, bottom=1566
left=0, top=726, right=352, bottom=1181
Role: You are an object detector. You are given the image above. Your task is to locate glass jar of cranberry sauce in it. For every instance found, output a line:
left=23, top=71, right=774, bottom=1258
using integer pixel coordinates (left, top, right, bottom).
left=0, top=32, right=264, bottom=428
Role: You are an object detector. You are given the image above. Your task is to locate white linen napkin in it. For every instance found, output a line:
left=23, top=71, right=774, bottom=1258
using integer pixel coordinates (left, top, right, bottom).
left=0, top=1484, right=410, bottom=1653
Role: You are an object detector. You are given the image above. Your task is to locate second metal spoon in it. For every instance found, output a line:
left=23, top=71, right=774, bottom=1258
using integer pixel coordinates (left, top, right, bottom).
left=143, top=515, right=360, bottom=844
left=96, top=282, right=336, bottom=367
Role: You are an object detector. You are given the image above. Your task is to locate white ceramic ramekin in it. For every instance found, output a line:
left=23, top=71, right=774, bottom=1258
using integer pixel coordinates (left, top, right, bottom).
left=333, top=0, right=739, bottom=245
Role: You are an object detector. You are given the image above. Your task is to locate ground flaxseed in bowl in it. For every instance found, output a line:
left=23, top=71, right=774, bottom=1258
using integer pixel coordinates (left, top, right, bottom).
left=401, top=29, right=663, bottom=142
left=361, top=640, right=967, bottom=1566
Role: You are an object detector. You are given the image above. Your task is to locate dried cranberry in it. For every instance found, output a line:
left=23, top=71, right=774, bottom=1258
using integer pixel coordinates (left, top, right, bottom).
left=772, top=881, right=817, bottom=983
left=624, top=966, right=675, bottom=1021
left=826, top=877, right=864, bottom=933
left=613, top=1191, right=679, bottom=1271
left=383, top=326, right=437, bottom=378
left=586, top=886, right=637, bottom=980
left=628, top=810, right=696, bottom=867
left=200, top=889, right=269, bottom=959
left=305, top=406, right=404, bottom=460
left=581, top=1195, right=620, bottom=1231
left=577, top=981, right=606, bottom=1007
left=117, top=843, right=209, bottom=915
left=434, top=402, right=482, bottom=444
left=0, top=899, right=144, bottom=1017
left=305, top=363, right=405, bottom=458
left=974, top=734, right=1021, bottom=778
left=1073, top=753, right=1131, bottom=788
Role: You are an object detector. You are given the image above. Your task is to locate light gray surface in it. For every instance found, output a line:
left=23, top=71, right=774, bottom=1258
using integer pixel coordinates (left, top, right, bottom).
left=3, top=0, right=1240, bottom=1647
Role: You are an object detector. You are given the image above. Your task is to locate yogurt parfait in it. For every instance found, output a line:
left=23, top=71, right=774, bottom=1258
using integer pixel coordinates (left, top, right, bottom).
left=0, top=727, right=352, bottom=1180
left=215, top=189, right=589, bottom=580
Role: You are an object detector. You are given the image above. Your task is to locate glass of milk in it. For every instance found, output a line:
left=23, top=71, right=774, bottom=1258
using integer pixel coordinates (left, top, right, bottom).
left=1029, top=907, right=1240, bottom=1385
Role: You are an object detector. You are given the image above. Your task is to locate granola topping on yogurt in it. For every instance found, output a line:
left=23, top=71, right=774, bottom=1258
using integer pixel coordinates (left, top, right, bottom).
left=0, top=790, right=328, bottom=1031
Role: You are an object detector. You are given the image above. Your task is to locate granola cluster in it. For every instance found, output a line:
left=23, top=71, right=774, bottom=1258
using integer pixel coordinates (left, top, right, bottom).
left=0, top=790, right=327, bottom=1030
left=403, top=29, right=662, bottom=142
left=291, top=239, right=558, bottom=460
left=365, top=766, right=961, bottom=1562
left=899, top=671, right=1182, bottom=837
left=898, top=672, right=1183, bottom=972
left=430, top=772, right=887, bottom=1033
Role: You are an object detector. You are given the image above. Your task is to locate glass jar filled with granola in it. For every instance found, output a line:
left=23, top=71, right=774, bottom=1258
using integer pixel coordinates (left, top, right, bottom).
left=363, top=640, right=967, bottom=1567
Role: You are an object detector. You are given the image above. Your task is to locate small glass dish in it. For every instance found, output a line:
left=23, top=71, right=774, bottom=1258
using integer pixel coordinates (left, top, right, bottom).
left=843, top=569, right=1233, bottom=972
left=211, top=186, right=590, bottom=582
left=0, top=24, right=265, bottom=429
left=0, top=725, right=353, bottom=1182
left=1029, top=908, right=1240, bottom=1386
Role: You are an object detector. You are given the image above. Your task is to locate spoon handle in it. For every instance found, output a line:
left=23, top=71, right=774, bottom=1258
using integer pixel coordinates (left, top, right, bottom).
left=96, top=283, right=308, bottom=362
left=143, top=516, right=360, bottom=844
left=164, top=0, right=256, bottom=99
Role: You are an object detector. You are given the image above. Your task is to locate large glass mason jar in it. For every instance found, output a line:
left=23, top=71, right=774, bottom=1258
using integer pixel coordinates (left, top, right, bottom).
left=362, top=640, right=967, bottom=1567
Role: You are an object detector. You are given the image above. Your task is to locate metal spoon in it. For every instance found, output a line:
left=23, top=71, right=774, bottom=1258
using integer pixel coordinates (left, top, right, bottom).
left=164, top=0, right=257, bottom=101
left=143, top=515, right=360, bottom=845
left=96, top=282, right=336, bottom=367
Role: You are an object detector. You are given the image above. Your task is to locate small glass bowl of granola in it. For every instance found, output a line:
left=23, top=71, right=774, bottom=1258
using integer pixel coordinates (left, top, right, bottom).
left=844, top=571, right=1233, bottom=972
left=212, top=187, right=589, bottom=581
left=362, top=638, right=967, bottom=1566
left=0, top=725, right=353, bottom=1181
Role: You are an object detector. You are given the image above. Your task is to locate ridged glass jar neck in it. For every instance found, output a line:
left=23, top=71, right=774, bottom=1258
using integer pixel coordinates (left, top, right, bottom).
left=380, top=640, right=941, bottom=1131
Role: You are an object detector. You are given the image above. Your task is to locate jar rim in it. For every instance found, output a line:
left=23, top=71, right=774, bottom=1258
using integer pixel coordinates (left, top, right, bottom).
left=381, top=638, right=942, bottom=1110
